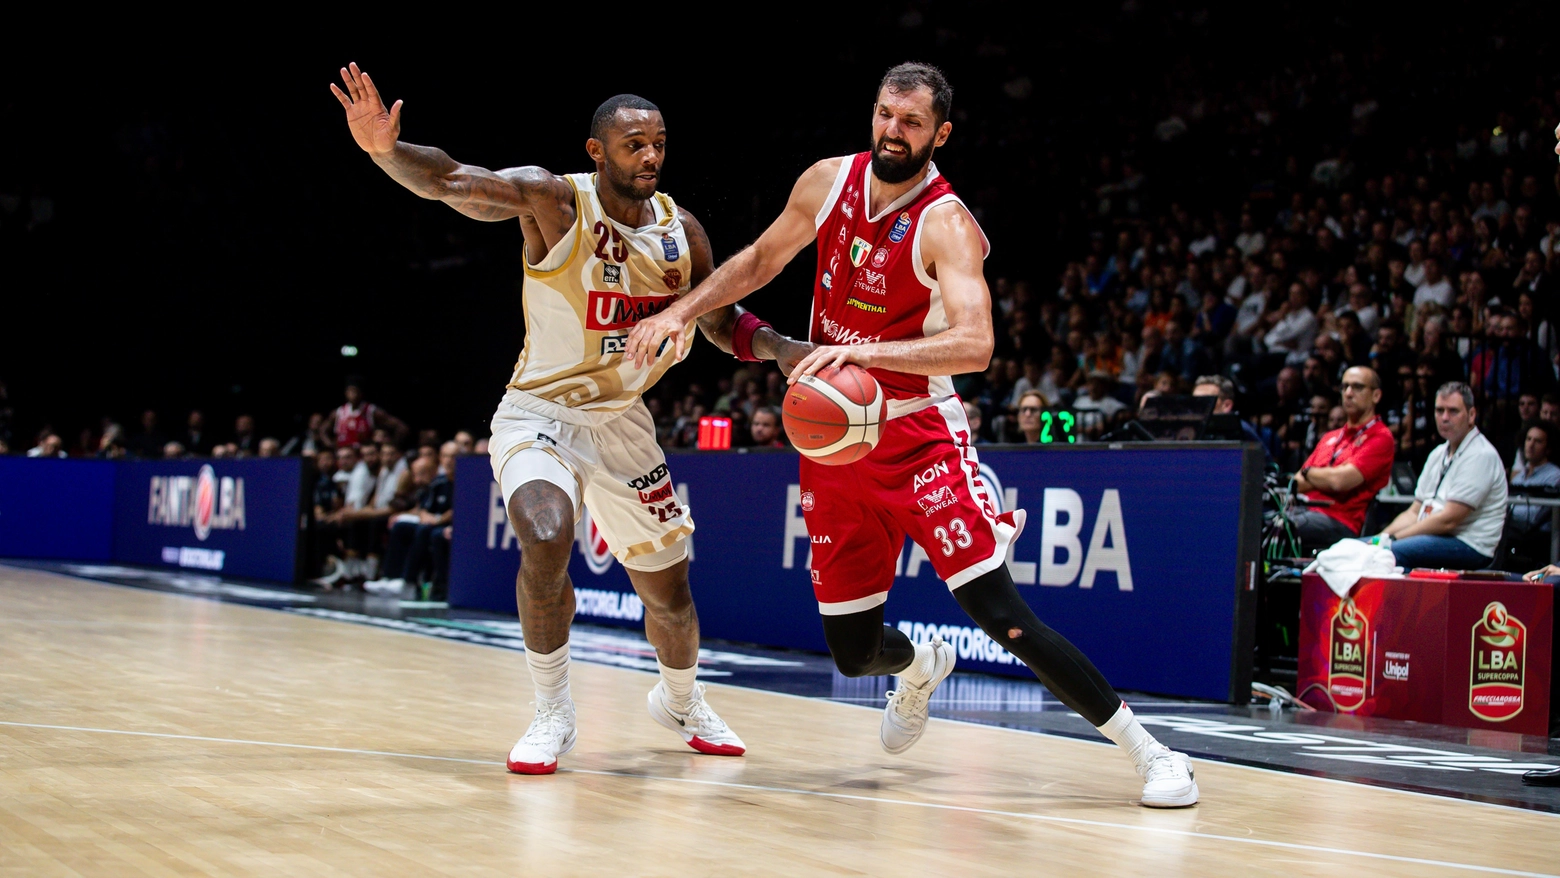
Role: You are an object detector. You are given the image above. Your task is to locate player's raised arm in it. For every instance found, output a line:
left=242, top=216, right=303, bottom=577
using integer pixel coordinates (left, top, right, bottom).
left=788, top=201, right=993, bottom=383
left=625, top=158, right=844, bottom=366
left=330, top=62, right=569, bottom=223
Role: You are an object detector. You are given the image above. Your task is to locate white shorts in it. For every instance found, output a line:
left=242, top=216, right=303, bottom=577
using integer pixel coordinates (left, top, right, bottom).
left=488, top=390, right=692, bottom=571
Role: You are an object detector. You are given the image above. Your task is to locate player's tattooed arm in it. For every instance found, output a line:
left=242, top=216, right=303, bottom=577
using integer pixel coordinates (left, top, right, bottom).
left=330, top=62, right=573, bottom=224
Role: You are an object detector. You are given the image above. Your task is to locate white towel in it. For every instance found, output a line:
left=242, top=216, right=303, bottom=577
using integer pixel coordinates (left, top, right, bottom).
left=1303, top=540, right=1401, bottom=597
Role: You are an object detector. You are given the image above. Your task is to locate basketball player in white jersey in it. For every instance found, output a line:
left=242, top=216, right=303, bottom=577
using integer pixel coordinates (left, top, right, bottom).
left=332, top=62, right=803, bottom=774
left=629, top=63, right=1199, bottom=806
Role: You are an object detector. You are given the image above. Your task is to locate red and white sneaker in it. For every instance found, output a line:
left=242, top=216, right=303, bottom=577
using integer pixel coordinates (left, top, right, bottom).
left=881, top=635, right=956, bottom=754
left=506, top=699, right=576, bottom=775
left=648, top=682, right=746, bottom=756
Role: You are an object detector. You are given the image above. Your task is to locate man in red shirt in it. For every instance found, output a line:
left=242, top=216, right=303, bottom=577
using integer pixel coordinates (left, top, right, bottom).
left=1288, top=365, right=1394, bottom=551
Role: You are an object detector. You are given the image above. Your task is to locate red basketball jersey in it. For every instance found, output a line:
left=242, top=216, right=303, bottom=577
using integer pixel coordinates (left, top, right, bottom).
left=810, top=152, right=989, bottom=412
left=334, top=402, right=377, bottom=448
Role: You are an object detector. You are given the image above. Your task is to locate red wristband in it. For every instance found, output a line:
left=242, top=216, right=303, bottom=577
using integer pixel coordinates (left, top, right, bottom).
left=732, top=311, right=772, bottom=362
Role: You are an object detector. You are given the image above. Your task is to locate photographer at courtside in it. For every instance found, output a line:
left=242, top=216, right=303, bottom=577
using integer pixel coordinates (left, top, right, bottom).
left=1286, top=366, right=1395, bottom=552
left=1370, top=382, right=1507, bottom=569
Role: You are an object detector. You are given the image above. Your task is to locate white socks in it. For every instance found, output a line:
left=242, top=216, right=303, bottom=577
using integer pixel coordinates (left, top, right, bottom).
left=1096, top=702, right=1160, bottom=770
left=898, top=642, right=937, bottom=686
left=658, top=661, right=698, bottom=710
left=526, top=644, right=571, bottom=705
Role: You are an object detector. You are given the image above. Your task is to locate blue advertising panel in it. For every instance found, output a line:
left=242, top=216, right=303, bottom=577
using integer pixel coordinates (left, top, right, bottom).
left=449, top=444, right=1259, bottom=701
left=112, top=458, right=305, bottom=582
left=0, top=458, right=116, bottom=561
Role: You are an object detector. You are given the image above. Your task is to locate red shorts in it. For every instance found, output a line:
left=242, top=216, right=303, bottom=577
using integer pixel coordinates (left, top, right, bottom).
left=799, top=397, right=1019, bottom=615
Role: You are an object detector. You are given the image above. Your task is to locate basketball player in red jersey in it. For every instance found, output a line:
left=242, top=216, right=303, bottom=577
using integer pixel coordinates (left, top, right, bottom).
left=318, top=379, right=407, bottom=450
left=629, top=63, right=1198, bottom=806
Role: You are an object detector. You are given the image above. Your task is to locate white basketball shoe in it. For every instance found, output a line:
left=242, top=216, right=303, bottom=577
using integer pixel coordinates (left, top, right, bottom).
left=1138, top=744, right=1199, bottom=807
left=648, top=682, right=746, bottom=756
left=506, top=699, right=577, bottom=775
left=880, top=636, right=957, bottom=754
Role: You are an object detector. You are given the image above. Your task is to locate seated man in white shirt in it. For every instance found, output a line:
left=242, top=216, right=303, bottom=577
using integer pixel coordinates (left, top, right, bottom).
left=1369, top=382, right=1507, bottom=569
left=1263, top=283, right=1317, bottom=365
left=1412, top=258, right=1454, bottom=309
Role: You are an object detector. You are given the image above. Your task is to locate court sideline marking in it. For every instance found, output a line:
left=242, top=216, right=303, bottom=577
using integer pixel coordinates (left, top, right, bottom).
left=0, top=719, right=1552, bottom=878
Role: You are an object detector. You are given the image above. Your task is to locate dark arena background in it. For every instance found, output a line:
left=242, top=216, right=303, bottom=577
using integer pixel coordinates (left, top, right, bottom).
left=3, top=4, right=1560, bottom=875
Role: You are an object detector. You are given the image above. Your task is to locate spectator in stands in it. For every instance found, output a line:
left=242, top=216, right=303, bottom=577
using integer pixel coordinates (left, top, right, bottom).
left=453, top=431, right=475, bottom=455
left=318, top=380, right=407, bottom=450
left=1372, top=382, right=1507, bottom=569
left=1413, top=258, right=1454, bottom=309
left=963, top=400, right=987, bottom=444
left=1508, top=421, right=1560, bottom=558
left=750, top=406, right=785, bottom=448
left=376, top=441, right=409, bottom=510
left=1542, top=395, right=1560, bottom=425
left=1073, top=370, right=1127, bottom=435
left=1192, top=375, right=1271, bottom=464
left=162, top=441, right=186, bottom=459
left=281, top=413, right=325, bottom=457
left=131, top=410, right=164, bottom=459
left=1015, top=391, right=1046, bottom=443
left=333, top=444, right=358, bottom=491
left=258, top=437, right=281, bottom=457
left=182, top=410, right=211, bottom=456
left=26, top=432, right=65, bottom=458
left=1263, top=282, right=1318, bottom=365
left=232, top=415, right=257, bottom=456
left=365, top=456, right=453, bottom=595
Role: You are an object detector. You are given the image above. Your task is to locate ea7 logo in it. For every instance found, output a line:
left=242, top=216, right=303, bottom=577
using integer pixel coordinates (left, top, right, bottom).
left=602, top=335, right=628, bottom=355
left=912, top=461, right=950, bottom=491
left=917, top=486, right=957, bottom=516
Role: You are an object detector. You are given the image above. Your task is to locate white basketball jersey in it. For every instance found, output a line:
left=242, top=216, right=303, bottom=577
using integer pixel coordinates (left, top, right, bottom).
left=505, top=173, right=696, bottom=425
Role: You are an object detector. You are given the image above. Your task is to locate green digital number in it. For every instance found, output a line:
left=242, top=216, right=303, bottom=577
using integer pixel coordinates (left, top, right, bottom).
left=1039, top=411, right=1053, bottom=443
left=1059, top=411, right=1076, bottom=443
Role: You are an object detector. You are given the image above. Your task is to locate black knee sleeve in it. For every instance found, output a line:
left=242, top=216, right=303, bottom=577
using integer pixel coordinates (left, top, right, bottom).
left=820, top=606, right=917, bottom=678
left=954, top=565, right=1122, bottom=727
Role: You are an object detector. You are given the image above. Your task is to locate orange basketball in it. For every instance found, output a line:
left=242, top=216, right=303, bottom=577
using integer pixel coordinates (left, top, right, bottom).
left=782, top=364, right=887, bottom=465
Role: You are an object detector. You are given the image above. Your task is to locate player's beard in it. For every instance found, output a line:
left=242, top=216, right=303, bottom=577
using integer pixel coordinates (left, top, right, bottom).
left=602, top=160, right=658, bottom=201
left=870, top=135, right=933, bottom=184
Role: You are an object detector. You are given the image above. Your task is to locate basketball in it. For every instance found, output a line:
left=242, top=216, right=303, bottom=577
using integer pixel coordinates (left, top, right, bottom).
left=781, top=364, right=886, bottom=465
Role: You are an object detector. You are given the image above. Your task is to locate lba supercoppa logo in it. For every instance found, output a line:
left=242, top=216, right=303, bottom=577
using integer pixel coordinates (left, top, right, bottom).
left=147, top=464, right=246, bottom=541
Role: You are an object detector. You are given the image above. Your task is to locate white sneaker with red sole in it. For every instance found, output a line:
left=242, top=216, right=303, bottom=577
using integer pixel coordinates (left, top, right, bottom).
left=506, top=699, right=576, bottom=775
left=648, top=681, right=746, bottom=756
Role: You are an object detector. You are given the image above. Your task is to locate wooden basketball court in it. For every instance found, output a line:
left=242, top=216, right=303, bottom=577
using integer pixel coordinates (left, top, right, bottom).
left=1, top=566, right=1556, bottom=877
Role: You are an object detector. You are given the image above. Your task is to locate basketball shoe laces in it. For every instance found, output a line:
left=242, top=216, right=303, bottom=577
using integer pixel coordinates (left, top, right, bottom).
left=884, top=677, right=934, bottom=733
left=682, top=683, right=731, bottom=736
left=522, top=699, right=574, bottom=747
left=1140, top=746, right=1185, bottom=783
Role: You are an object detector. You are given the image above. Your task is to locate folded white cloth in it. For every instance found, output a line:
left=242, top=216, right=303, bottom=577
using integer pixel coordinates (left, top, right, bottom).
left=1303, top=540, right=1401, bottom=597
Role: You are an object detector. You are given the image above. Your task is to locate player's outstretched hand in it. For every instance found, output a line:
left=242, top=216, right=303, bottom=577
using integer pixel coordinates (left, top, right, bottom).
left=787, top=344, right=871, bottom=384
left=626, top=310, right=689, bottom=368
left=330, top=62, right=402, bottom=156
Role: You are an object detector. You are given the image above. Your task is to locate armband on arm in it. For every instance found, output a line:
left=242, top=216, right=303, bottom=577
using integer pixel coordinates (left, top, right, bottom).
left=732, top=310, right=773, bottom=362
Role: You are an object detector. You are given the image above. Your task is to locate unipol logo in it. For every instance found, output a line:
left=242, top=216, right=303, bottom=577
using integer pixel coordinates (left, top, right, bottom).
left=148, top=464, right=246, bottom=541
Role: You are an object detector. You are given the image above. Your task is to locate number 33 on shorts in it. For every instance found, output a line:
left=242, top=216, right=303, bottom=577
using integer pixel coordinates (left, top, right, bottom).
left=933, top=518, right=973, bottom=556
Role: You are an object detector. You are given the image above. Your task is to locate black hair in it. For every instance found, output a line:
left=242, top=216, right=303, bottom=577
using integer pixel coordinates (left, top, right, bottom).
left=878, top=62, right=953, bottom=125
left=590, top=94, right=660, bottom=141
